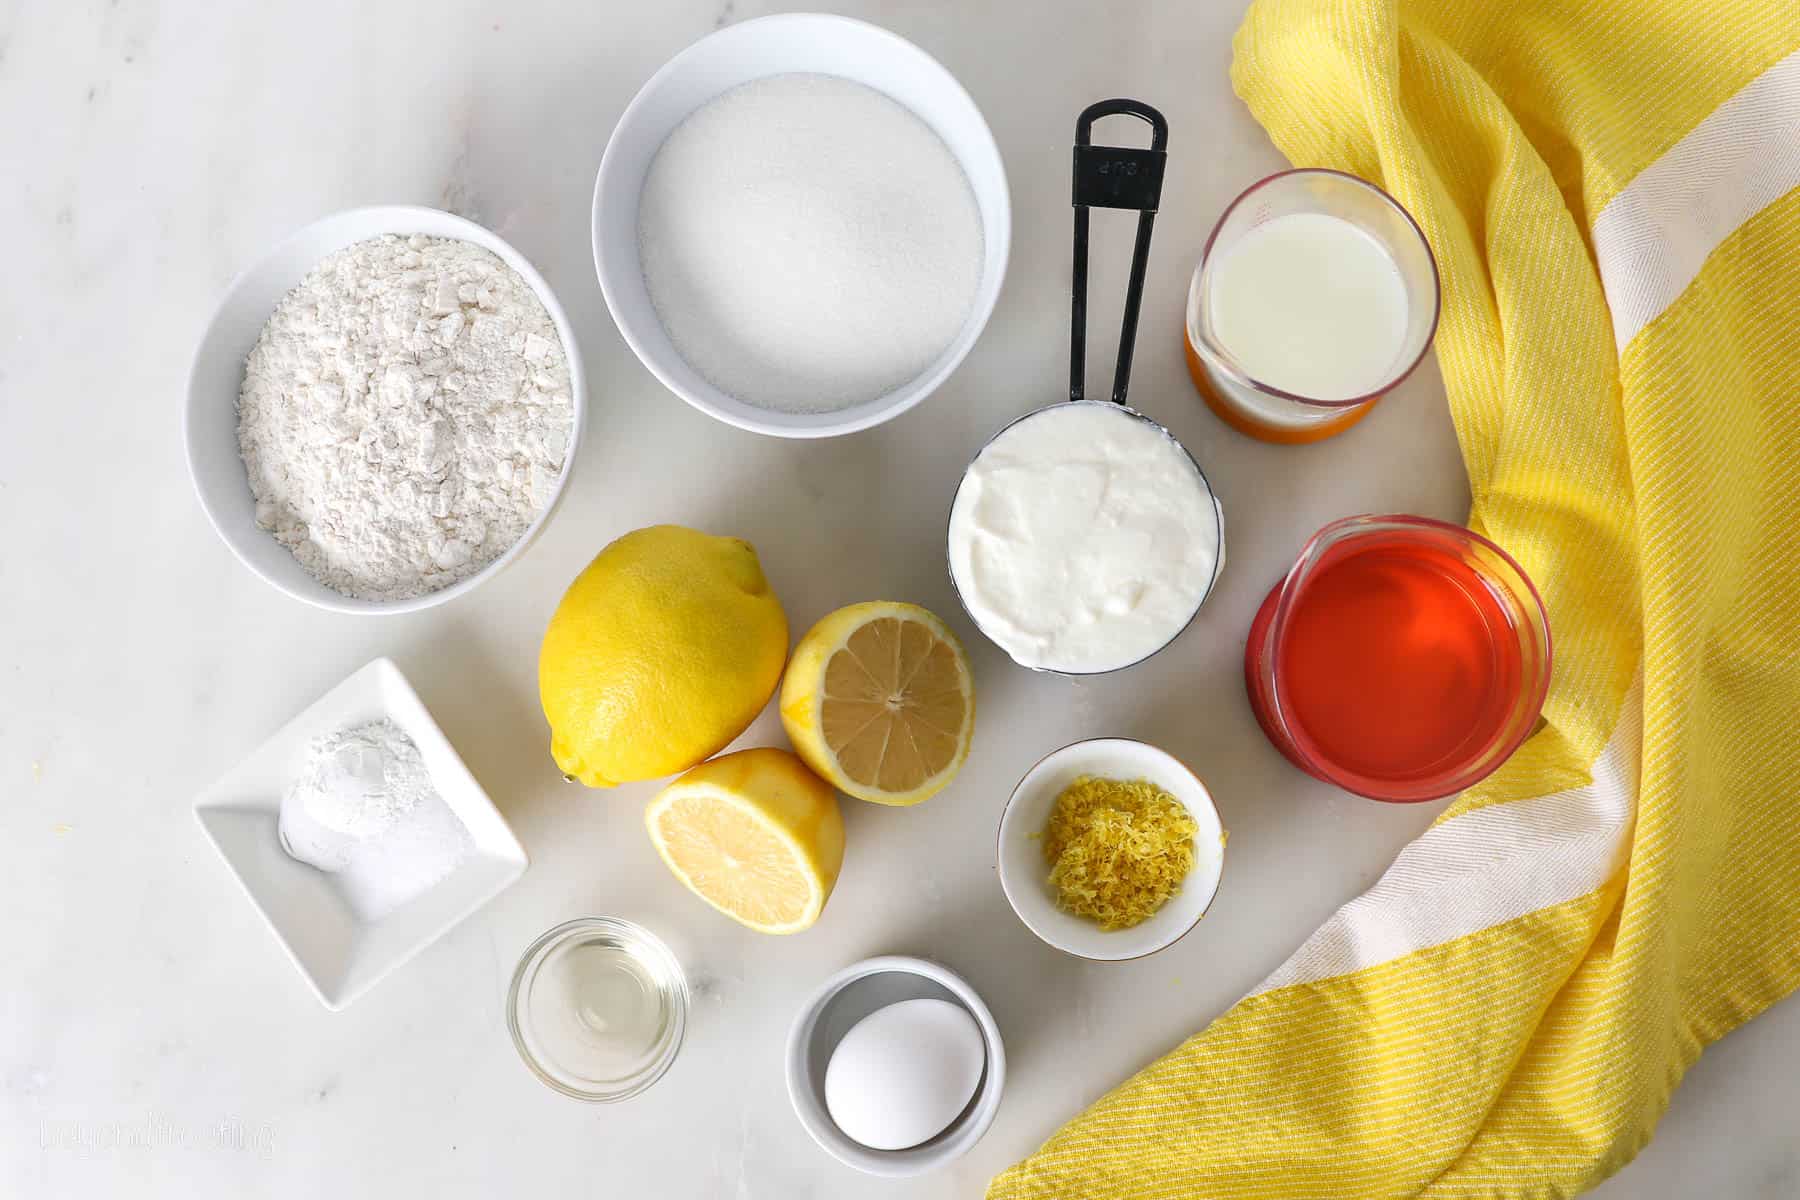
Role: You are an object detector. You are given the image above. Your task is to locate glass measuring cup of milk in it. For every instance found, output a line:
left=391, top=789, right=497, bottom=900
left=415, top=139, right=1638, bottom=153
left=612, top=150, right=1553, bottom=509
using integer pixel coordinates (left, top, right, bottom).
left=948, top=101, right=1224, bottom=676
left=1245, top=515, right=1551, bottom=802
left=1185, top=170, right=1440, bottom=444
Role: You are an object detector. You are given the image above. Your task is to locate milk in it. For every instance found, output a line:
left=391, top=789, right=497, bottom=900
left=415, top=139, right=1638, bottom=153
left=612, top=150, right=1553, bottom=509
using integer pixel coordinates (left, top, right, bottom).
left=1203, top=212, right=1410, bottom=423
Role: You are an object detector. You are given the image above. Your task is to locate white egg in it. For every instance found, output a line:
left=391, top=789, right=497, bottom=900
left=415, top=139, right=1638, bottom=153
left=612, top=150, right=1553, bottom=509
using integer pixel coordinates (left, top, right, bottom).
left=824, top=998, right=986, bottom=1151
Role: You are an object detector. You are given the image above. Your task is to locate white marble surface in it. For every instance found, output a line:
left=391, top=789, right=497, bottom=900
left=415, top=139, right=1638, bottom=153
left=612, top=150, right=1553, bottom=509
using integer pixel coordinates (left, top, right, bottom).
left=2, top=2, right=1793, bottom=1196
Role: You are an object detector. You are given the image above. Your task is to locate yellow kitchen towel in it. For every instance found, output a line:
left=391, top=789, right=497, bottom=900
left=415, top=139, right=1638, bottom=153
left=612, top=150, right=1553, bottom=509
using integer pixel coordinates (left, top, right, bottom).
left=990, top=2, right=1800, bottom=1197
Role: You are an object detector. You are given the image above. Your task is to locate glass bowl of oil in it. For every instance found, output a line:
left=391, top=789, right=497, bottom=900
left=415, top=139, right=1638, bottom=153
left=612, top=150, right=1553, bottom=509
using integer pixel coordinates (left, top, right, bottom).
left=507, top=917, right=689, bottom=1101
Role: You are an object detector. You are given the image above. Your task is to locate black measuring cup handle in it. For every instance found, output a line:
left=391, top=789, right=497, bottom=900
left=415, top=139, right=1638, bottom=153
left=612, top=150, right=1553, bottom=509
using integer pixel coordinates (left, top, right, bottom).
left=1070, top=99, right=1169, bottom=407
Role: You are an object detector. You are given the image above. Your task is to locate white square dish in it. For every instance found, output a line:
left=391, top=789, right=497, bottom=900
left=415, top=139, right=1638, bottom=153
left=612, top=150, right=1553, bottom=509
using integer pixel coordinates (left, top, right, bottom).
left=193, top=657, right=528, bottom=1010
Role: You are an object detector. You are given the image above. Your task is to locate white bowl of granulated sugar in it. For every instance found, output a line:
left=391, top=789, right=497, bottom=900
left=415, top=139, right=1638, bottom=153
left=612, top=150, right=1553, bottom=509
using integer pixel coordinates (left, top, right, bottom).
left=186, top=205, right=587, bottom=614
left=593, top=13, right=1010, bottom=438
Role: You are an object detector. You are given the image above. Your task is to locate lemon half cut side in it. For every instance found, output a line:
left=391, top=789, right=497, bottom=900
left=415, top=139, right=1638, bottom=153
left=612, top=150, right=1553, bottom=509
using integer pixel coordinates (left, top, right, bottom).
left=780, top=602, right=976, bottom=806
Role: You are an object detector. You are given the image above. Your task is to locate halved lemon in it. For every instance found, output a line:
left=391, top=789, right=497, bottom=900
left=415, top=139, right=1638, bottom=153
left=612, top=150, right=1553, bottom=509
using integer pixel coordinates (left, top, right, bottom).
left=780, top=602, right=976, bottom=806
left=644, top=748, right=844, bottom=934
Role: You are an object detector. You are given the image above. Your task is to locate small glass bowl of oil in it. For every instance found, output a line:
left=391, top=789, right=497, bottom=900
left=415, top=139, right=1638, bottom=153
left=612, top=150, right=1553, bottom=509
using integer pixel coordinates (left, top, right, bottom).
left=507, top=917, right=689, bottom=1101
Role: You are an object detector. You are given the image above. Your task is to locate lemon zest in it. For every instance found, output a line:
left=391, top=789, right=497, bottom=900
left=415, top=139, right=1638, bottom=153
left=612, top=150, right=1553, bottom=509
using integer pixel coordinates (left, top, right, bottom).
left=1040, top=775, right=1197, bottom=931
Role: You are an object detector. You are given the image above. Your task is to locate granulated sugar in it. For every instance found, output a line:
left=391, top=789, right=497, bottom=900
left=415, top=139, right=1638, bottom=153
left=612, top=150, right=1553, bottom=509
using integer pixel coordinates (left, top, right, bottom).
left=638, top=73, right=983, bottom=413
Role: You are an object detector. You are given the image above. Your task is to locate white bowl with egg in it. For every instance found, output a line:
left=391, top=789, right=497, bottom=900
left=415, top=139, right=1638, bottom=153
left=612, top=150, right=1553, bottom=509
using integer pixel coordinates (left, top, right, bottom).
left=997, top=738, right=1225, bottom=961
left=192, top=657, right=528, bottom=1010
left=592, top=13, right=1010, bottom=438
left=185, top=205, right=586, bottom=615
left=785, top=955, right=1005, bottom=1177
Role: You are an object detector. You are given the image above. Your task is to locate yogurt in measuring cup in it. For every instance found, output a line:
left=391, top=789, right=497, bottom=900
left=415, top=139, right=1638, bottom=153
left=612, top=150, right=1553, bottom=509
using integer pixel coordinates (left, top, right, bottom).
left=948, top=401, right=1222, bottom=674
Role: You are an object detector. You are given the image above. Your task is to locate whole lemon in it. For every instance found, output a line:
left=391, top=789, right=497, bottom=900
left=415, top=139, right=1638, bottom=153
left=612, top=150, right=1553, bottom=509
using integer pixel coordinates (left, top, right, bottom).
left=539, top=525, right=788, bottom=787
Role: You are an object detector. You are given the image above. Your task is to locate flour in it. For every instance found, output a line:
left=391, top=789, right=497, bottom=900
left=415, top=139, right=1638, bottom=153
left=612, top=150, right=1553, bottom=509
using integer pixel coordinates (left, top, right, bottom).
left=238, top=234, right=574, bottom=601
left=638, top=73, right=983, bottom=413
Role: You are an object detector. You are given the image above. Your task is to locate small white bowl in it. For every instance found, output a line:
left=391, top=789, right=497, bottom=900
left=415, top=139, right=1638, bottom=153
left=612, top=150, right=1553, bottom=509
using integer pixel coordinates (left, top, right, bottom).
left=185, top=205, right=587, bottom=614
left=193, top=657, right=528, bottom=1010
left=997, top=738, right=1225, bottom=961
left=592, top=13, right=1010, bottom=439
left=785, top=956, right=1005, bottom=1177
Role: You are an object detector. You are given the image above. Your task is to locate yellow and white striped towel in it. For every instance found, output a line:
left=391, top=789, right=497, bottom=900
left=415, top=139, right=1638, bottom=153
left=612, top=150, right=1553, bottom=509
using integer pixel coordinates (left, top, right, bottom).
left=990, top=0, right=1800, bottom=1196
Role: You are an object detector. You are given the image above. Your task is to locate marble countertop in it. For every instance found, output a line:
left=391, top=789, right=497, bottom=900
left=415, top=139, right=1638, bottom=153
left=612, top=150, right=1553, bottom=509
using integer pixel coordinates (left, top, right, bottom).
left=3, top=2, right=1794, bottom=1196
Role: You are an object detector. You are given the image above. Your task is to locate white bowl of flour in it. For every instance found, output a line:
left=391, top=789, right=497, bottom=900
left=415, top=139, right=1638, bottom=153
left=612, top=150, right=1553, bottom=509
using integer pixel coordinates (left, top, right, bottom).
left=186, top=206, right=586, bottom=614
left=593, top=13, right=1010, bottom=438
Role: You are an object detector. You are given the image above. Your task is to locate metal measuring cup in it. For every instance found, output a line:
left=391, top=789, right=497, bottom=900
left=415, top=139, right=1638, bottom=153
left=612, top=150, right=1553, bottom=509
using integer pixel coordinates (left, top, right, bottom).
left=947, top=100, right=1226, bottom=677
